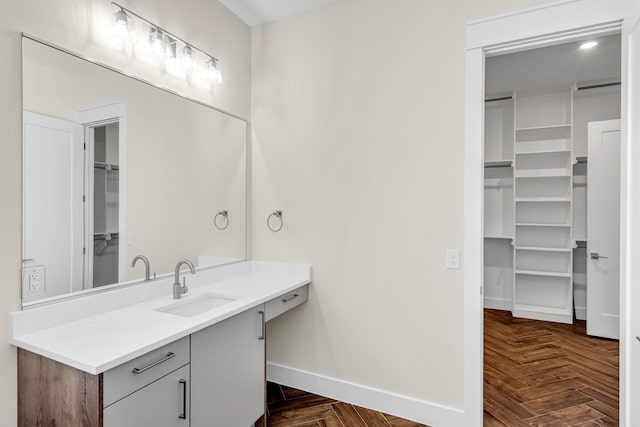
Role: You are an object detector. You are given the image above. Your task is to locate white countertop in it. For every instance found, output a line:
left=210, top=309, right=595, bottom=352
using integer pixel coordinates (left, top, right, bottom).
left=10, top=261, right=311, bottom=374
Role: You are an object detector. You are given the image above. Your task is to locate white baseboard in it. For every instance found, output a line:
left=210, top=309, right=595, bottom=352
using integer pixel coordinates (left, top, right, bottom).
left=266, top=362, right=465, bottom=427
left=483, top=297, right=512, bottom=311
left=575, top=306, right=586, bottom=321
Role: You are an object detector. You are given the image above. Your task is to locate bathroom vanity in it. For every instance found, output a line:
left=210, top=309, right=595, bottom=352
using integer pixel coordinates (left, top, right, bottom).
left=11, top=261, right=310, bottom=427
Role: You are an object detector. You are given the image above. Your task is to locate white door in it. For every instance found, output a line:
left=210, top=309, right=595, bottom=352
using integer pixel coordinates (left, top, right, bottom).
left=23, top=111, right=85, bottom=298
left=586, top=119, right=621, bottom=339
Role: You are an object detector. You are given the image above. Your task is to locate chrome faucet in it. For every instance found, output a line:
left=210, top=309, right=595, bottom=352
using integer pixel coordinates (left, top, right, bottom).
left=131, top=255, right=153, bottom=281
left=173, top=259, right=196, bottom=299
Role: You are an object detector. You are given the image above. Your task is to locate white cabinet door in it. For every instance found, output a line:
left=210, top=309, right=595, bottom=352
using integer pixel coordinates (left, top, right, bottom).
left=587, top=119, right=621, bottom=339
left=104, top=364, right=190, bottom=427
left=191, top=305, right=265, bottom=426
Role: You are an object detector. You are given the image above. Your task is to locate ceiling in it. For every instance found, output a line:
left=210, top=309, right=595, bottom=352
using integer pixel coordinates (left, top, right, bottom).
left=486, top=34, right=621, bottom=95
left=219, top=0, right=338, bottom=27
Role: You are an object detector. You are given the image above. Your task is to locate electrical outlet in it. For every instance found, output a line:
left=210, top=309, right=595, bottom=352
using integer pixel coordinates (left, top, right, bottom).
left=446, top=249, right=460, bottom=269
left=23, top=266, right=46, bottom=298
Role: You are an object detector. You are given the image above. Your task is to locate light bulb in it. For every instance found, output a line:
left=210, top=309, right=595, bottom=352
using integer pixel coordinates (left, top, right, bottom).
left=163, top=34, right=177, bottom=59
left=182, top=45, right=195, bottom=69
left=111, top=8, right=129, bottom=40
left=149, top=28, right=165, bottom=55
left=206, top=58, right=223, bottom=84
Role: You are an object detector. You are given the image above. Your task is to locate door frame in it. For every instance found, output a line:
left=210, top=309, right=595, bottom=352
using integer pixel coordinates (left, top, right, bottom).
left=464, top=1, right=637, bottom=425
left=77, top=102, right=127, bottom=288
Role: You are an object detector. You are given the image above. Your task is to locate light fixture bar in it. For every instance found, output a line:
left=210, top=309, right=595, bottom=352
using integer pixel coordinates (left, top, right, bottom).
left=110, top=1, right=219, bottom=63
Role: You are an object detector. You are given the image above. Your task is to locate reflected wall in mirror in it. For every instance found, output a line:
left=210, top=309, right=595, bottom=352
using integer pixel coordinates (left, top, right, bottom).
left=22, top=36, right=247, bottom=305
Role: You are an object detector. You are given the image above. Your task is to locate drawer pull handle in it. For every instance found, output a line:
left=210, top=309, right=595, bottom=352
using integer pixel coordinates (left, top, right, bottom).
left=258, top=310, right=265, bottom=340
left=132, top=352, right=176, bottom=374
left=282, top=293, right=299, bottom=303
left=179, top=379, right=187, bottom=419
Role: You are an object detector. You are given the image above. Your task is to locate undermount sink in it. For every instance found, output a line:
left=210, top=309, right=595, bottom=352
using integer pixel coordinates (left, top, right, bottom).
left=156, top=293, right=239, bottom=317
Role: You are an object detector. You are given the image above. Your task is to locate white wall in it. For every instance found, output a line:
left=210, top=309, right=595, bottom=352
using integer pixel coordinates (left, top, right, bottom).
left=252, top=0, right=552, bottom=413
left=0, top=1, right=250, bottom=424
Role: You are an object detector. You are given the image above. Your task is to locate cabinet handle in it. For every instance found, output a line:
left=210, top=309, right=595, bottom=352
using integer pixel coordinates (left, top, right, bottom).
left=258, top=310, right=265, bottom=340
left=131, top=352, right=176, bottom=374
left=282, top=293, right=300, bottom=303
left=179, top=379, right=187, bottom=420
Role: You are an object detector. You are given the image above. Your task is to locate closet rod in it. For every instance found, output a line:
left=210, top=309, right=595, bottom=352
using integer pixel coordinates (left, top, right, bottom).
left=577, top=82, right=621, bottom=91
left=485, top=164, right=512, bottom=168
left=94, top=162, right=120, bottom=171
left=485, top=96, right=513, bottom=103
left=94, top=233, right=119, bottom=241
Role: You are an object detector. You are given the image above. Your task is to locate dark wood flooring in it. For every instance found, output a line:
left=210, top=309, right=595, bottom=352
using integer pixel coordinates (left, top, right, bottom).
left=264, top=309, right=619, bottom=427
left=484, top=309, right=619, bottom=426
left=266, top=382, right=428, bottom=426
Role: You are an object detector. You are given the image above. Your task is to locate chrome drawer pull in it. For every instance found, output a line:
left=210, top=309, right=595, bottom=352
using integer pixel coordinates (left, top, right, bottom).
left=282, top=293, right=299, bottom=303
left=132, top=352, right=176, bottom=374
left=637, top=336, right=640, bottom=342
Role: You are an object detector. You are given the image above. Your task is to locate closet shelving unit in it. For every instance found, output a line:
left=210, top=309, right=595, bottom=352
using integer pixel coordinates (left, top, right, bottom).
left=512, top=89, right=575, bottom=323
left=484, top=89, right=575, bottom=323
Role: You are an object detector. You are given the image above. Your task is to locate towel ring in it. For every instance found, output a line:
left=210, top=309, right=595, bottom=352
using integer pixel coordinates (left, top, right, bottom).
left=267, top=211, right=283, bottom=232
left=214, top=210, right=229, bottom=230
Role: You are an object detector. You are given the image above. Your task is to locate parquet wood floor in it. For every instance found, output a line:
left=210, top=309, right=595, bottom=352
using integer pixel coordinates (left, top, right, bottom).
left=266, top=382, right=428, bottom=427
left=484, top=309, right=619, bottom=426
left=264, top=309, right=618, bottom=427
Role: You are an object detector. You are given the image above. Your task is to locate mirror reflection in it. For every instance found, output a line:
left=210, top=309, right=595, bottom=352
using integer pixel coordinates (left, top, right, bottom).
left=22, top=37, right=246, bottom=304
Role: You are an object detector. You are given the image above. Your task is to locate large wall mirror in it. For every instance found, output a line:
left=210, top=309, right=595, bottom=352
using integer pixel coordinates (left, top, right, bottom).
left=22, top=36, right=247, bottom=306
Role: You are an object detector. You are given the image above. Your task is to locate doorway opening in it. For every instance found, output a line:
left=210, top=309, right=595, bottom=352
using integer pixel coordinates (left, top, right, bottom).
left=482, top=33, right=622, bottom=425
left=84, top=121, right=121, bottom=288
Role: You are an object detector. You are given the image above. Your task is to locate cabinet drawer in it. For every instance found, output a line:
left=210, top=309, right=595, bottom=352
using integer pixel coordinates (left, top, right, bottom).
left=264, top=285, right=308, bottom=322
left=104, top=336, right=190, bottom=407
left=104, top=364, right=190, bottom=427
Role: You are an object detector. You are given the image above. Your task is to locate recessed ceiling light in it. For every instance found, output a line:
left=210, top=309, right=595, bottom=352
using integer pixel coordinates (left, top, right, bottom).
left=580, top=41, right=598, bottom=50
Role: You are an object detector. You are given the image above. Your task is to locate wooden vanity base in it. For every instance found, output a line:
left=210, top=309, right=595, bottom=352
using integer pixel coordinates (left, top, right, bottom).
left=18, top=348, right=103, bottom=427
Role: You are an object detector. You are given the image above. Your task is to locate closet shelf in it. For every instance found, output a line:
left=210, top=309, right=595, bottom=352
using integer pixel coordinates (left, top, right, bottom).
left=515, top=149, right=571, bottom=156
left=516, top=223, right=571, bottom=228
left=515, top=173, right=571, bottom=179
left=515, top=124, right=572, bottom=132
left=515, top=197, right=571, bottom=202
left=515, top=269, right=571, bottom=278
left=484, top=235, right=513, bottom=240
left=515, top=246, right=572, bottom=253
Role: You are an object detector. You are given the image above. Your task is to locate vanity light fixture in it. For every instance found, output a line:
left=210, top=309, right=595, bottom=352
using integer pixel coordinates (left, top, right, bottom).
left=148, top=27, right=165, bottom=55
left=111, top=6, right=136, bottom=42
left=580, top=41, right=598, bottom=50
left=112, top=7, right=129, bottom=38
left=206, top=57, right=223, bottom=84
left=182, top=45, right=195, bottom=69
left=110, top=2, right=223, bottom=84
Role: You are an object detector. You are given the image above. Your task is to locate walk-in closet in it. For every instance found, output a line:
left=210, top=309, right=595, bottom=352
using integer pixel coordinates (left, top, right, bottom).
left=483, top=34, right=621, bottom=338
